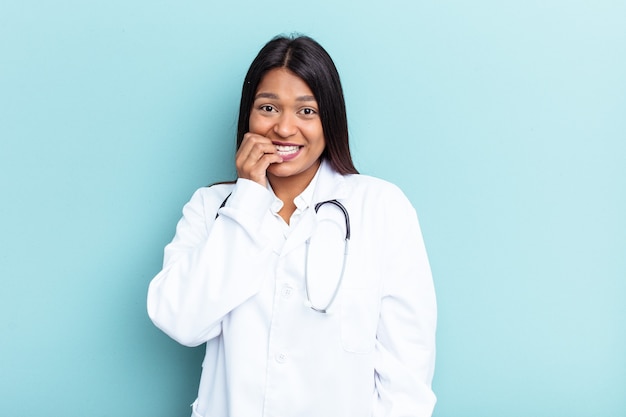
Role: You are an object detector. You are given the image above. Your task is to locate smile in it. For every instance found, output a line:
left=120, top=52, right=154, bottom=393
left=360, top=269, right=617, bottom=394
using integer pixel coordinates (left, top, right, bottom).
left=275, top=144, right=301, bottom=157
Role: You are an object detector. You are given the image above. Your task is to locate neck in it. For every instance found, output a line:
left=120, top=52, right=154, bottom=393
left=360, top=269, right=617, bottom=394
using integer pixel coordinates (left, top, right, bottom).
left=267, top=160, right=321, bottom=224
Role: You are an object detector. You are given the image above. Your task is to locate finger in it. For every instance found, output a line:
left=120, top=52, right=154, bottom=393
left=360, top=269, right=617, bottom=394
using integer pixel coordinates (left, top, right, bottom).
left=237, top=158, right=278, bottom=186
left=239, top=132, right=274, bottom=153
left=236, top=136, right=283, bottom=185
left=236, top=142, right=278, bottom=171
left=237, top=134, right=275, bottom=160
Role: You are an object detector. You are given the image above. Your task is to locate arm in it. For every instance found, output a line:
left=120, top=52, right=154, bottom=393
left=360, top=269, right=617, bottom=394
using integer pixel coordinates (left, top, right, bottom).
left=147, top=179, right=274, bottom=347
left=373, top=191, right=437, bottom=417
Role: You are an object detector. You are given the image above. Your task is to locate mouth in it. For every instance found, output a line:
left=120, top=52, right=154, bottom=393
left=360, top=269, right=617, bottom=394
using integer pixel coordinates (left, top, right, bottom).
left=275, top=144, right=302, bottom=157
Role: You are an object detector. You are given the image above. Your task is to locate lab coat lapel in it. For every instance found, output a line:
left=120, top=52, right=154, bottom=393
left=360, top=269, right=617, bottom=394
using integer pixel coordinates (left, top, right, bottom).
left=281, top=161, right=349, bottom=257
left=261, top=211, right=287, bottom=255
left=281, top=209, right=317, bottom=257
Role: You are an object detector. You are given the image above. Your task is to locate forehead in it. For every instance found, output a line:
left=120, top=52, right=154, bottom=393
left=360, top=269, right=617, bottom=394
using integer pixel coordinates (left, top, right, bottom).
left=255, top=68, right=315, bottom=99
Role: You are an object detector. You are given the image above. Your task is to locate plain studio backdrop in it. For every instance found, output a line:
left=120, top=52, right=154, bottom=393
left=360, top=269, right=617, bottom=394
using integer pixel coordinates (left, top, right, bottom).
left=1, top=1, right=624, bottom=416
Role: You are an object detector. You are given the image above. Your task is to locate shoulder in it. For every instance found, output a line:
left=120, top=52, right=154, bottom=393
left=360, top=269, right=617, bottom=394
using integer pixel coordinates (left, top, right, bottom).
left=338, top=174, right=422, bottom=243
left=183, top=183, right=236, bottom=219
left=341, top=174, right=420, bottom=229
left=190, top=183, right=235, bottom=202
left=343, top=173, right=413, bottom=207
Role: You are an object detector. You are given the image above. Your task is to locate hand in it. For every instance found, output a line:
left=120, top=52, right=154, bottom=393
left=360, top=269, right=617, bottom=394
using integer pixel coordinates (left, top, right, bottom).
left=235, top=133, right=283, bottom=187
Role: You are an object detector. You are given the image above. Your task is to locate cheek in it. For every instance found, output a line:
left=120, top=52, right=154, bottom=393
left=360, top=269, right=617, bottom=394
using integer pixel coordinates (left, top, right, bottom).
left=307, top=125, right=325, bottom=147
left=248, top=114, right=267, bottom=134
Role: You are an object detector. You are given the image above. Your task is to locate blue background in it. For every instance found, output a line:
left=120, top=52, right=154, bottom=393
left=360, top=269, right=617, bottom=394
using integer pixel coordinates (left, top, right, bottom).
left=1, top=1, right=625, bottom=416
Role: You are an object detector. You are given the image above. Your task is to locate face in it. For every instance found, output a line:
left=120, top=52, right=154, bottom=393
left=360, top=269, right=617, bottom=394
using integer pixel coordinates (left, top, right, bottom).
left=249, top=67, right=325, bottom=186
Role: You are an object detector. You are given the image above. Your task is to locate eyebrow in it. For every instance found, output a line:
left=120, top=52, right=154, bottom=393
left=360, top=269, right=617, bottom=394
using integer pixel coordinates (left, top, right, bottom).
left=254, top=92, right=317, bottom=102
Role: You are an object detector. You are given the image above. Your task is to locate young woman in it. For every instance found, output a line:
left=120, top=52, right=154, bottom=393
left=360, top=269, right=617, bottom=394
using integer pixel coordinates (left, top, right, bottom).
left=147, top=35, right=437, bottom=417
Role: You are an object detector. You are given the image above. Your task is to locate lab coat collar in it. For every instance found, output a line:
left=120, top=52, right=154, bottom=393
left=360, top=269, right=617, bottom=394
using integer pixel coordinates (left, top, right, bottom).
left=311, top=159, right=350, bottom=204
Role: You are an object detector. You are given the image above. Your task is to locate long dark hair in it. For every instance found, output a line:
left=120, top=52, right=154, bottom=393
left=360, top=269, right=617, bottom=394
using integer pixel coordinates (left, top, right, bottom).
left=237, top=35, right=358, bottom=175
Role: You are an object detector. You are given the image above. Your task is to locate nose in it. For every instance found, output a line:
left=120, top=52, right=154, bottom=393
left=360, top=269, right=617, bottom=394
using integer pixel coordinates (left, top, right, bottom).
left=273, top=113, right=298, bottom=138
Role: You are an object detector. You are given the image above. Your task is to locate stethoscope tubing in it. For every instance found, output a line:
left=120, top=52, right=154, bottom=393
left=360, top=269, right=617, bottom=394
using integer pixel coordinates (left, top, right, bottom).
left=305, top=199, right=350, bottom=313
left=216, top=194, right=350, bottom=314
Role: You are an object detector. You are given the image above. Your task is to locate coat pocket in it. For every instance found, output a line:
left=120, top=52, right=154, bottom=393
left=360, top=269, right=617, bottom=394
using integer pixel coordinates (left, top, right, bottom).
left=340, top=288, right=380, bottom=353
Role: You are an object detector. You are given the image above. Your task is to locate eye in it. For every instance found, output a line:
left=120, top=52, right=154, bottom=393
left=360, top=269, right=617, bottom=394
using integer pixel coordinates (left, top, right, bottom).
left=299, top=107, right=318, bottom=116
left=259, top=105, right=276, bottom=113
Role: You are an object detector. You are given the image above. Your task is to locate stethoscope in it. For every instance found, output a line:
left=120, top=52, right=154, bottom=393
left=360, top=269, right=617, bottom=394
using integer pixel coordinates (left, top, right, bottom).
left=304, top=199, right=350, bottom=313
left=217, top=195, right=350, bottom=314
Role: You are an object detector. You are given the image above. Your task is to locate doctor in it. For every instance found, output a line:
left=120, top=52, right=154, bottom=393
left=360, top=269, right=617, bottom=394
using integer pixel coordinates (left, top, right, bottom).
left=147, top=35, right=437, bottom=417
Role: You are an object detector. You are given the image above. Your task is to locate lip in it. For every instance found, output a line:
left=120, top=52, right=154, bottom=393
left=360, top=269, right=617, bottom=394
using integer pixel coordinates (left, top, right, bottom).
left=272, top=141, right=300, bottom=147
left=273, top=142, right=303, bottom=161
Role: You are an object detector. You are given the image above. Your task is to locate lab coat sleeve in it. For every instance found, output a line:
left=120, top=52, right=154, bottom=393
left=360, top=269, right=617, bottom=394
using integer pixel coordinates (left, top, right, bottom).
left=373, top=188, right=437, bottom=417
left=147, top=179, right=275, bottom=347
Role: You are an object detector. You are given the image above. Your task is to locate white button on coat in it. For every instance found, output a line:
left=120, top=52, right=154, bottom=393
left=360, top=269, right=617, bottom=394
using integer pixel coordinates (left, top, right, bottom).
left=280, top=284, right=293, bottom=298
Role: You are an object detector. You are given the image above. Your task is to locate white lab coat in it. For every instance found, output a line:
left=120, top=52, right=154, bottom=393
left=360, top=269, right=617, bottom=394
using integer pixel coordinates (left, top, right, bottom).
left=147, top=160, right=437, bottom=417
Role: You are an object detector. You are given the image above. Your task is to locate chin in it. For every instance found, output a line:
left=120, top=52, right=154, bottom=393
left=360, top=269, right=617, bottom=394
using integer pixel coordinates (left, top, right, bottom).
left=267, top=164, right=297, bottom=177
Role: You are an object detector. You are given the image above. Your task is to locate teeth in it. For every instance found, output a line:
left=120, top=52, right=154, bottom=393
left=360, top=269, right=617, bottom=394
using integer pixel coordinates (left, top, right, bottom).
left=275, top=145, right=300, bottom=155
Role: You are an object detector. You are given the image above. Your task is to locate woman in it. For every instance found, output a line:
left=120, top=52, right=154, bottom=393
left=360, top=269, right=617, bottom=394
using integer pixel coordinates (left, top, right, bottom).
left=147, top=35, right=437, bottom=417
